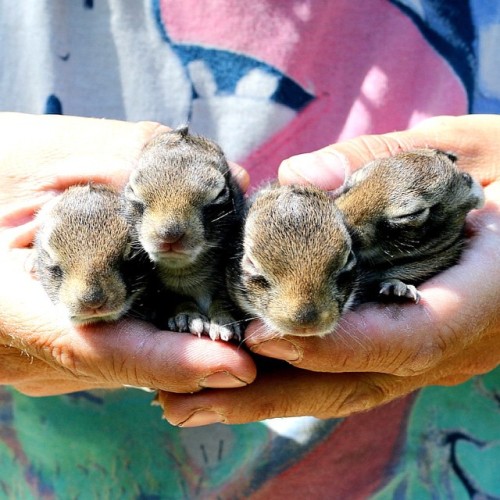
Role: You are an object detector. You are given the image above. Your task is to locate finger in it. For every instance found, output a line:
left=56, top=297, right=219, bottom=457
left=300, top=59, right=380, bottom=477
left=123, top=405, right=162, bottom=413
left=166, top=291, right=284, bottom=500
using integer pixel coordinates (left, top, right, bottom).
left=52, top=320, right=257, bottom=393
left=409, top=114, right=500, bottom=181
left=0, top=220, right=39, bottom=249
left=228, top=161, right=250, bottom=192
left=1, top=250, right=257, bottom=393
left=2, top=317, right=257, bottom=395
left=157, top=367, right=430, bottom=425
left=277, top=150, right=350, bottom=190
left=278, top=131, right=421, bottom=189
left=0, top=343, right=186, bottom=397
left=278, top=114, right=500, bottom=189
left=0, top=114, right=170, bottom=197
left=7, top=314, right=257, bottom=394
left=0, top=191, right=55, bottom=230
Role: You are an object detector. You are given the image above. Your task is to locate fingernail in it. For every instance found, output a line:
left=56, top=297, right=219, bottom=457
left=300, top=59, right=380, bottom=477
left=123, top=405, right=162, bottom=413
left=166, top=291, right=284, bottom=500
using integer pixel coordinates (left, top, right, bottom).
left=199, top=371, right=248, bottom=389
left=229, top=162, right=250, bottom=192
left=178, top=409, right=225, bottom=427
left=250, top=339, right=301, bottom=362
left=280, top=151, right=347, bottom=190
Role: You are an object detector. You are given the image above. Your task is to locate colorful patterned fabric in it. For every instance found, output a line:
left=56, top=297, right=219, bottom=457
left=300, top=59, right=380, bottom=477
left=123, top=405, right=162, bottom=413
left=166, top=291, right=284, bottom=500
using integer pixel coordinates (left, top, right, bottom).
left=1, top=1, right=499, bottom=497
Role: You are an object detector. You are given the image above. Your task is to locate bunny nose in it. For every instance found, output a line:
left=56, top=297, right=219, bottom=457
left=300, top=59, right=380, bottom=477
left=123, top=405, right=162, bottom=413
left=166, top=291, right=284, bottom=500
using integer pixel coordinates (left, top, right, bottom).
left=293, top=304, right=319, bottom=326
left=161, top=231, right=184, bottom=244
left=80, top=286, right=107, bottom=310
left=157, top=224, right=186, bottom=252
left=157, top=224, right=185, bottom=244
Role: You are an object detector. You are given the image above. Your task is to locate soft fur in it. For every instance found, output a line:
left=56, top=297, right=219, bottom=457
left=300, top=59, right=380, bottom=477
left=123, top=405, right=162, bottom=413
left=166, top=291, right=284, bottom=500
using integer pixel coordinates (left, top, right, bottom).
left=35, top=184, right=151, bottom=324
left=334, top=149, right=485, bottom=302
left=227, top=184, right=357, bottom=338
left=124, top=126, right=245, bottom=340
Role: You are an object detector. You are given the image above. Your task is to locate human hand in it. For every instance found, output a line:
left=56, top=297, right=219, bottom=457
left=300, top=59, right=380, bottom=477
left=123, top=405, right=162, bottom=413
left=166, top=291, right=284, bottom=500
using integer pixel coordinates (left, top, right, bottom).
left=157, top=114, right=500, bottom=426
left=0, top=113, right=255, bottom=396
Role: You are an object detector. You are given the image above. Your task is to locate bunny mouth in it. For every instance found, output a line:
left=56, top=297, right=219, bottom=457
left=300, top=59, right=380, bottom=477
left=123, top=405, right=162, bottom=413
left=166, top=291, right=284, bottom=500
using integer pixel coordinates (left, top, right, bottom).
left=265, top=318, right=338, bottom=338
left=69, top=300, right=134, bottom=325
left=153, top=245, right=204, bottom=268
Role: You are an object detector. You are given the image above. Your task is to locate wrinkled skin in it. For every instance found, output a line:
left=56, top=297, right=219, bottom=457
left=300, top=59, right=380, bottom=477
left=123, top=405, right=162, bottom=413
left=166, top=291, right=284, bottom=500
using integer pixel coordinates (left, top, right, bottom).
left=1, top=113, right=498, bottom=425
left=157, top=115, right=500, bottom=427
left=0, top=113, right=255, bottom=396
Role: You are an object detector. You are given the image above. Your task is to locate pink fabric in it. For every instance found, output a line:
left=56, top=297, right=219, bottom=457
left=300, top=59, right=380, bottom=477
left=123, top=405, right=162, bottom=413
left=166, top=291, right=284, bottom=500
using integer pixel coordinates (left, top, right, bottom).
left=160, top=0, right=467, bottom=183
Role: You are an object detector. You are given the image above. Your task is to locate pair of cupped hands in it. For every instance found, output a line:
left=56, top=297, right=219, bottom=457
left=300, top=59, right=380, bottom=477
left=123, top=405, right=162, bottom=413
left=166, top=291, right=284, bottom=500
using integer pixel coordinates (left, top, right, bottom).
left=0, top=113, right=498, bottom=427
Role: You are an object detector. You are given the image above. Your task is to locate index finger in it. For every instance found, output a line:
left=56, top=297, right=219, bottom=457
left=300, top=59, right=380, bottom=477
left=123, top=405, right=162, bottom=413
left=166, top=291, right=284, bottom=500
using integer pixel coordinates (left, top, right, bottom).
left=0, top=113, right=170, bottom=191
left=0, top=247, right=257, bottom=393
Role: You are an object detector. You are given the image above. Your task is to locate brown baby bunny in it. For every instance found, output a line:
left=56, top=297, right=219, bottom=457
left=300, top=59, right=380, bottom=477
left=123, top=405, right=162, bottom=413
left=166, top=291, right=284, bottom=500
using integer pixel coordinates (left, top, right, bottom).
left=35, top=184, right=151, bottom=324
left=124, top=126, right=245, bottom=341
left=334, top=149, right=485, bottom=303
left=227, top=184, right=357, bottom=338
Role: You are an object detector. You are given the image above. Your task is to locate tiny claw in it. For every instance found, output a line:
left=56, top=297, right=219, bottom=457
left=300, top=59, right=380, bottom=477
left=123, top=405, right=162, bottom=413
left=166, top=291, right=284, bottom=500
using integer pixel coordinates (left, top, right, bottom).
left=176, top=314, right=189, bottom=332
left=220, top=331, right=231, bottom=342
left=208, top=322, right=223, bottom=340
left=209, top=329, right=220, bottom=341
left=379, top=279, right=420, bottom=303
left=219, top=327, right=233, bottom=342
left=407, top=285, right=420, bottom=303
left=208, top=316, right=241, bottom=342
left=189, top=317, right=205, bottom=336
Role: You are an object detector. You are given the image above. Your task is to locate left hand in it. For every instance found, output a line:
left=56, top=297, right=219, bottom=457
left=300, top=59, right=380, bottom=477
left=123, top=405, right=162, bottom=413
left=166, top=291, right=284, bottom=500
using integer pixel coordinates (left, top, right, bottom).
left=158, top=115, right=500, bottom=426
left=0, top=113, right=254, bottom=396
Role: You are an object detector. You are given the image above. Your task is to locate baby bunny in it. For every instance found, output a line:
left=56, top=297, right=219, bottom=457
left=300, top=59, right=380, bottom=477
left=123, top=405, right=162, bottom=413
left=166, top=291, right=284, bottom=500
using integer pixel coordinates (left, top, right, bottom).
left=227, top=184, right=357, bottom=338
left=35, top=184, right=150, bottom=324
left=334, top=149, right=485, bottom=303
left=124, top=126, right=245, bottom=341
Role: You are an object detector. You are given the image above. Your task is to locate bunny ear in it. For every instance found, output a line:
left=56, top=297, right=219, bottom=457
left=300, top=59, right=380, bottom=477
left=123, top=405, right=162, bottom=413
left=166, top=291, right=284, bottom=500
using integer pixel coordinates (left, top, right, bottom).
left=327, top=185, right=347, bottom=200
left=246, top=181, right=277, bottom=207
left=435, top=149, right=458, bottom=163
left=174, top=124, right=189, bottom=137
left=444, top=151, right=458, bottom=162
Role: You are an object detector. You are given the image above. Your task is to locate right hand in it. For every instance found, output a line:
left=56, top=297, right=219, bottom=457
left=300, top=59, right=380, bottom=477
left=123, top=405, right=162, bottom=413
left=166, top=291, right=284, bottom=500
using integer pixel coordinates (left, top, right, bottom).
left=0, top=113, right=255, bottom=396
left=157, top=114, right=500, bottom=426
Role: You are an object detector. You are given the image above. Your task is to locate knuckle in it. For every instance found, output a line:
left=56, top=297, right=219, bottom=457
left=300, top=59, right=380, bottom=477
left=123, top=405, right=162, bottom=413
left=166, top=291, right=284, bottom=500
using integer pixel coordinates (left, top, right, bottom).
left=393, top=316, right=467, bottom=376
left=389, top=341, right=445, bottom=376
left=318, top=375, right=396, bottom=418
left=353, top=134, right=407, bottom=161
left=223, top=398, right=283, bottom=424
left=33, top=333, right=96, bottom=383
left=47, top=342, right=79, bottom=375
left=30, top=331, right=65, bottom=365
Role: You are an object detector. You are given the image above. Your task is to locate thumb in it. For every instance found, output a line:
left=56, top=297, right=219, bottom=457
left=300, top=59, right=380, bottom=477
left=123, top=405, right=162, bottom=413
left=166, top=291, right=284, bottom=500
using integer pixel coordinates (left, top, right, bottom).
left=277, top=116, right=470, bottom=189
left=278, top=149, right=350, bottom=190
left=278, top=133, right=420, bottom=189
